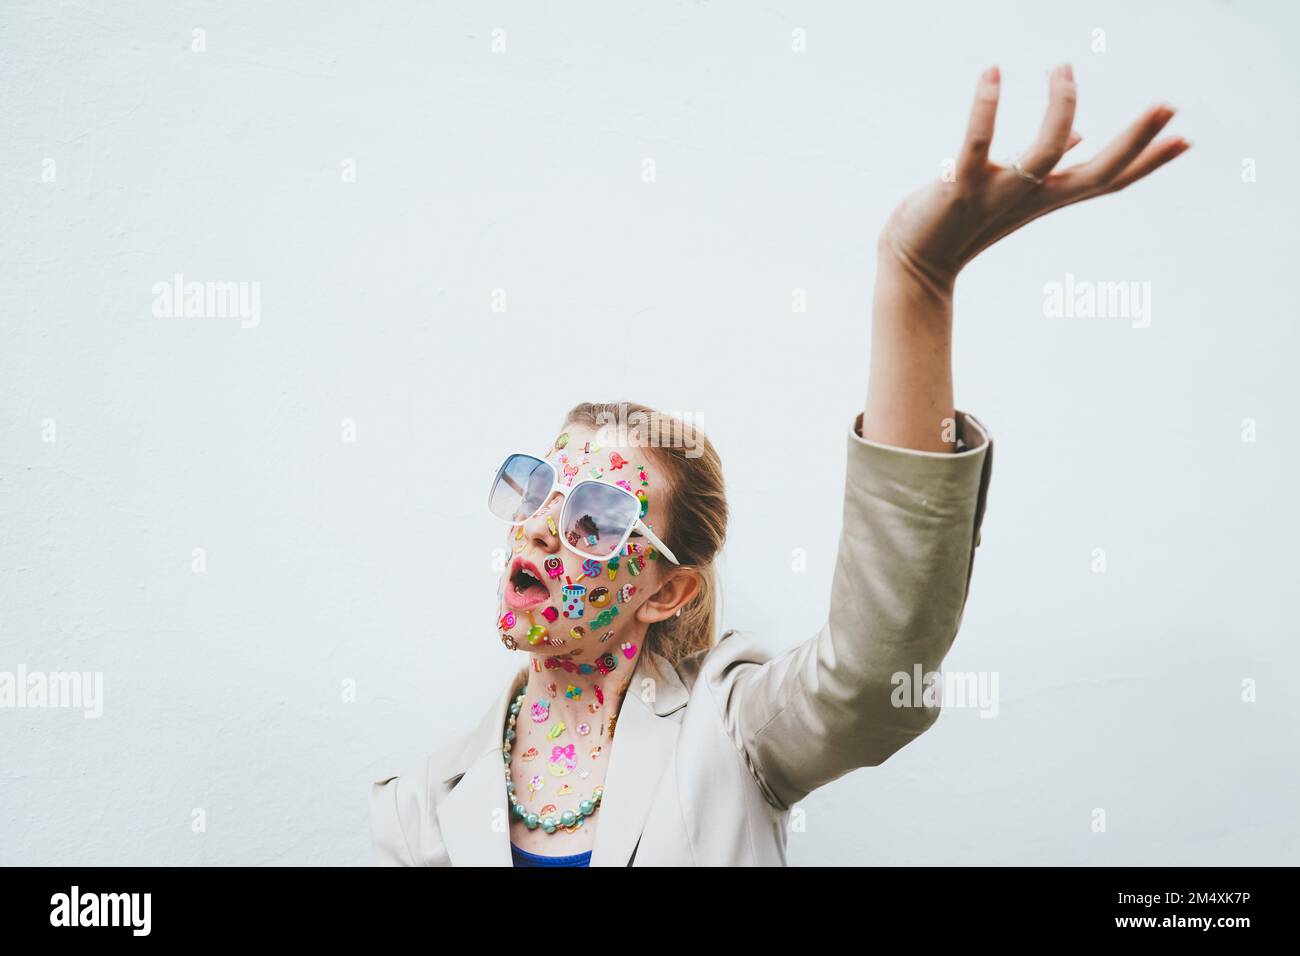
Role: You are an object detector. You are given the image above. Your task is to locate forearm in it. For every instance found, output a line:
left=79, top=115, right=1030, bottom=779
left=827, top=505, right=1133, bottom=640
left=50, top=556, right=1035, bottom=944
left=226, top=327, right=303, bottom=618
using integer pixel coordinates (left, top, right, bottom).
left=862, top=251, right=957, bottom=453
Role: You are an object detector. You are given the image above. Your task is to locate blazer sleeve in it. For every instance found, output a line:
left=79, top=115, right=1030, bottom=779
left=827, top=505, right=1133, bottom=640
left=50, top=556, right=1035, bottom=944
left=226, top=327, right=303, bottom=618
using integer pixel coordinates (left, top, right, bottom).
left=723, top=409, right=993, bottom=811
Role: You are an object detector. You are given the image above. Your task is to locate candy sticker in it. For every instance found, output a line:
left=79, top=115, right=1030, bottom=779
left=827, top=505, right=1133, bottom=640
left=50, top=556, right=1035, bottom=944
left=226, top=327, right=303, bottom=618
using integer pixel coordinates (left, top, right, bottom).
left=565, top=684, right=581, bottom=700
left=589, top=467, right=603, bottom=479
left=554, top=433, right=569, bottom=450
left=499, top=611, right=517, bottom=630
left=596, top=652, right=618, bottom=675
left=618, top=584, right=636, bottom=603
left=635, top=489, right=649, bottom=518
left=606, top=556, right=619, bottom=581
left=547, top=722, right=566, bottom=740
left=544, top=557, right=564, bottom=580
left=530, top=700, right=550, bottom=723
left=591, top=606, right=619, bottom=632
left=587, top=586, right=611, bottom=608
left=620, top=642, right=638, bottom=659
left=562, top=464, right=579, bottom=486
left=541, top=606, right=559, bottom=623
left=521, top=747, right=538, bottom=762
left=527, top=625, right=547, bottom=645
left=615, top=479, right=632, bottom=492
left=608, top=452, right=627, bottom=470
left=637, top=465, right=648, bottom=486
left=579, top=558, right=601, bottom=580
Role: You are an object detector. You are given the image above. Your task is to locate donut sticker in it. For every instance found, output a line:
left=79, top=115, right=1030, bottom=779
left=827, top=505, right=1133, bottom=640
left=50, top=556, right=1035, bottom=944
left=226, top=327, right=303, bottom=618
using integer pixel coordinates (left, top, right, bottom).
left=588, top=586, right=612, bottom=608
left=547, top=744, right=577, bottom=778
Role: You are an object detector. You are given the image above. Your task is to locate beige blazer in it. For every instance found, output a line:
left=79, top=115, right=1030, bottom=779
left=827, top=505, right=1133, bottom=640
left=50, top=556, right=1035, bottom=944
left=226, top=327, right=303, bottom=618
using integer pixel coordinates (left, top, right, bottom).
left=370, top=411, right=993, bottom=866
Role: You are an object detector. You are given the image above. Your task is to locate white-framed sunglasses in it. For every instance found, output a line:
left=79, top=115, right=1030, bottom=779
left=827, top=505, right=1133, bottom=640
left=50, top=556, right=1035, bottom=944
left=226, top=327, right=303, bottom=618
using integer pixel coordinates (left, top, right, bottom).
left=488, top=453, right=679, bottom=564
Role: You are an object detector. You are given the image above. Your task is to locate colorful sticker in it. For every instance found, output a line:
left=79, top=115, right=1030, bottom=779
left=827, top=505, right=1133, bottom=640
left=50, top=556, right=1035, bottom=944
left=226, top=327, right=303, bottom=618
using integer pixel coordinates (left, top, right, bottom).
left=544, top=557, right=564, bottom=580
left=547, top=721, right=566, bottom=740
left=594, top=686, right=604, bottom=706
left=521, top=747, right=538, bottom=762
left=576, top=722, right=591, bottom=736
left=589, top=746, right=602, bottom=760
left=596, top=652, right=618, bottom=675
left=541, top=606, right=559, bottom=623
left=608, top=452, right=627, bottom=470
left=565, top=684, right=581, bottom=700
left=620, top=642, right=638, bottom=660
left=499, top=611, right=517, bottom=630
left=528, top=774, right=544, bottom=797
left=562, top=464, right=579, bottom=486
left=562, top=578, right=586, bottom=618
left=619, top=584, right=636, bottom=603
left=635, top=489, right=649, bottom=518
left=637, top=465, right=649, bottom=486
left=527, top=625, right=548, bottom=645
left=554, top=433, right=569, bottom=450
left=591, top=606, right=620, bottom=631
left=588, top=586, right=611, bottom=608
left=530, top=700, right=550, bottom=723
left=579, top=559, right=601, bottom=580
left=615, top=479, right=632, bottom=492
left=589, top=467, right=603, bottom=479
left=606, top=556, right=619, bottom=581
left=547, top=744, right=577, bottom=777
left=568, top=625, right=586, bottom=641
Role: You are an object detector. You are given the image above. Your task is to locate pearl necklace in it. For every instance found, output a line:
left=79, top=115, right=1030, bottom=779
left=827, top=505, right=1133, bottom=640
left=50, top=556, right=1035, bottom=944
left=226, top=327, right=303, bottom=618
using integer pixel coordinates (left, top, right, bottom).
left=504, top=691, right=604, bottom=834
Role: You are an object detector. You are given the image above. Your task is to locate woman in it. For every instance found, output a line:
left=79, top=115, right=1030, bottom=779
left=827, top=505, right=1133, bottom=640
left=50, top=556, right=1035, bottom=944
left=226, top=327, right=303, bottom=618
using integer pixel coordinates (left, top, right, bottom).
left=370, top=65, right=1188, bottom=866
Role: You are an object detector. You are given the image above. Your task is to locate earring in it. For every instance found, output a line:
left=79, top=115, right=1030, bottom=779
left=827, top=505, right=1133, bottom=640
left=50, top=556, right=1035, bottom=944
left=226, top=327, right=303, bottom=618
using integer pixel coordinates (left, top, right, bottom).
left=675, top=608, right=683, bottom=618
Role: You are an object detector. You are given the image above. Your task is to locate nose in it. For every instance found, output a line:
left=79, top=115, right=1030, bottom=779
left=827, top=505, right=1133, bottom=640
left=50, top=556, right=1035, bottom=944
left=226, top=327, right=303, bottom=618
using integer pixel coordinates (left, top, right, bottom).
left=521, top=491, right=564, bottom=556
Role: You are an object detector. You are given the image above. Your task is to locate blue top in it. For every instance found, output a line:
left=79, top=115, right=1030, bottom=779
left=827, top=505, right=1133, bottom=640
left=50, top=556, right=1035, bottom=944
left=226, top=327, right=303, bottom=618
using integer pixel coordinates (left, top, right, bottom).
left=510, top=842, right=592, bottom=868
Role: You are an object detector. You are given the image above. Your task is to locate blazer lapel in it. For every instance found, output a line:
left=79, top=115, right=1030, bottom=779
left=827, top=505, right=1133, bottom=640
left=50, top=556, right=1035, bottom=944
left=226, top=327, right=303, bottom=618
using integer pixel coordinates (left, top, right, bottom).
left=588, top=650, right=690, bottom=867
left=435, top=670, right=526, bottom=867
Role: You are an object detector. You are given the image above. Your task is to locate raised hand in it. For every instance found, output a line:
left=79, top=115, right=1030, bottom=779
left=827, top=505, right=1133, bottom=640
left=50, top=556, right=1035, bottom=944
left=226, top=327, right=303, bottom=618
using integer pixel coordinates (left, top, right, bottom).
left=879, top=64, right=1190, bottom=296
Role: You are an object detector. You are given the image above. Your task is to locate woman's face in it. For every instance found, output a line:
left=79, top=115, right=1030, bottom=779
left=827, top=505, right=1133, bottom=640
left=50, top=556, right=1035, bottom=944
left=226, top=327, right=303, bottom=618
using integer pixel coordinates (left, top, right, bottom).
left=495, top=424, right=671, bottom=659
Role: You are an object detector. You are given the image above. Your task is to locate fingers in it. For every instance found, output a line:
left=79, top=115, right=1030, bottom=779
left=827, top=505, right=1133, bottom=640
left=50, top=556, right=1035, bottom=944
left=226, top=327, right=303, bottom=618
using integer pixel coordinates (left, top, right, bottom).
left=1105, top=135, right=1190, bottom=192
left=956, top=66, right=1001, bottom=182
left=1016, top=64, right=1078, bottom=181
left=1063, top=129, right=1083, bottom=154
left=1062, top=104, right=1177, bottom=192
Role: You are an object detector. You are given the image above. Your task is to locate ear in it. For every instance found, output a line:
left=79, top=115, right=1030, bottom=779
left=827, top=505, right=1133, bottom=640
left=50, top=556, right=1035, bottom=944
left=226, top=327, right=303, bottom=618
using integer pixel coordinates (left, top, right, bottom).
left=634, top=570, right=701, bottom=625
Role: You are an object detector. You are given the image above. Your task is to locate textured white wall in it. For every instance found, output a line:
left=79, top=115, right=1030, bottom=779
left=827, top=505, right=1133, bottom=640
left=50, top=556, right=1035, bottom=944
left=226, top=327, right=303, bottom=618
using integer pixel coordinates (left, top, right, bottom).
left=2, top=0, right=1297, bottom=865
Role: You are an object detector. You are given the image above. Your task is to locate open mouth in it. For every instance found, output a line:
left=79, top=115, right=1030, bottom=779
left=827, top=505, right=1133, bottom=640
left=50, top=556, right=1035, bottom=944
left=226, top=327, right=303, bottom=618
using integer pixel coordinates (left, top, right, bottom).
left=505, top=556, right=552, bottom=610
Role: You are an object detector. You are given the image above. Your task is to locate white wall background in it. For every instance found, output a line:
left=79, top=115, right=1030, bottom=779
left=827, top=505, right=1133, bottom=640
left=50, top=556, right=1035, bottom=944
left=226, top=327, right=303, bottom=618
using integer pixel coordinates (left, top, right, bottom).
left=2, top=0, right=1297, bottom=866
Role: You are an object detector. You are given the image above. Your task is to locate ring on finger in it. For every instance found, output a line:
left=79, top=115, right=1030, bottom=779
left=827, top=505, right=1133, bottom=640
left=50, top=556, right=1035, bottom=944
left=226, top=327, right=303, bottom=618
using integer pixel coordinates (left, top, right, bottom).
left=1011, top=156, right=1045, bottom=186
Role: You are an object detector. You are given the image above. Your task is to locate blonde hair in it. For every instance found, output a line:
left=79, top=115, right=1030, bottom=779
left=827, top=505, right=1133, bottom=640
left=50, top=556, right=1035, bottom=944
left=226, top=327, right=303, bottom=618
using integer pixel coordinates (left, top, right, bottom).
left=560, top=401, right=728, bottom=665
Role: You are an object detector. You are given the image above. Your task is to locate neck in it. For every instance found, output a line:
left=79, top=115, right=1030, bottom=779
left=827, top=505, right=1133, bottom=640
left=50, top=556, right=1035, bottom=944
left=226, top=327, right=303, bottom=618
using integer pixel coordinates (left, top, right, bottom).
left=516, top=624, right=646, bottom=726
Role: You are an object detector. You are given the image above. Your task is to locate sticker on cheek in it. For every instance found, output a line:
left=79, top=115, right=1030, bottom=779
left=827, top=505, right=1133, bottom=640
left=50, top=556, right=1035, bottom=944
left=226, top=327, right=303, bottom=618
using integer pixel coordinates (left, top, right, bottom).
left=608, top=452, right=627, bottom=470
left=589, top=467, right=603, bottom=479
left=618, top=584, right=636, bottom=603
left=620, top=642, right=638, bottom=660
left=544, top=557, right=564, bottom=580
left=579, top=558, right=601, bottom=580
left=635, top=489, right=649, bottom=518
left=554, top=433, right=569, bottom=450
left=561, top=577, right=586, bottom=618
left=499, top=611, right=517, bottom=630
left=606, top=556, right=619, bottom=581
left=568, top=625, right=585, bottom=641
left=587, top=586, right=611, bottom=608
left=541, top=606, right=559, bottom=623
left=591, top=605, right=619, bottom=632
left=637, top=465, right=648, bottom=486
left=615, top=479, right=632, bottom=492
